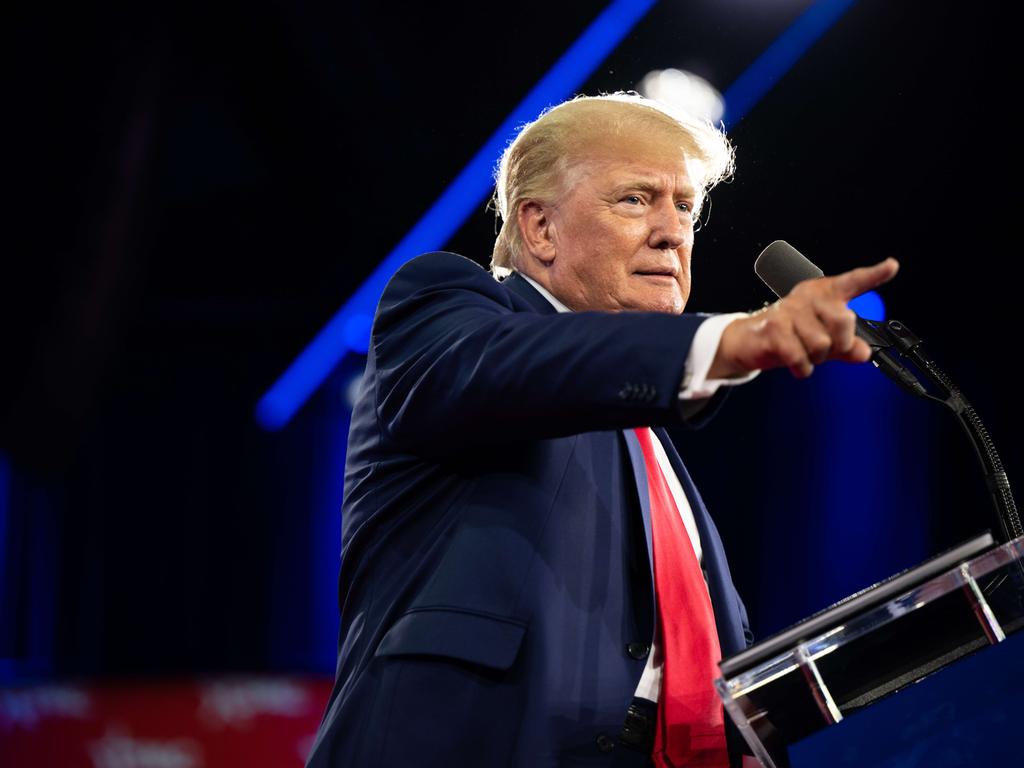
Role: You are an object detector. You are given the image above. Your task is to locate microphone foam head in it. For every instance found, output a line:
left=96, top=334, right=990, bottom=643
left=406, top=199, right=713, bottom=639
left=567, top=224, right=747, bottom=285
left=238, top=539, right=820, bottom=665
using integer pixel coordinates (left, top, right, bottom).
left=754, top=240, right=824, bottom=297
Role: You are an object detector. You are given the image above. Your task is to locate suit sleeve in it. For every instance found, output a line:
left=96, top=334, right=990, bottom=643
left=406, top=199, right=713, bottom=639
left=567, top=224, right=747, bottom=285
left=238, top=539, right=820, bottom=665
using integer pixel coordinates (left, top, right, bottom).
left=371, top=252, right=720, bottom=455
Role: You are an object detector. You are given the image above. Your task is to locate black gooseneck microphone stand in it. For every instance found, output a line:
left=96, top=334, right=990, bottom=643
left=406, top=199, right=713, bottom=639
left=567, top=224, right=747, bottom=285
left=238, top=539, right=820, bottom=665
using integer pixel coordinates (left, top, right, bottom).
left=857, top=315, right=1023, bottom=597
left=858, top=316, right=1021, bottom=548
left=755, top=240, right=1020, bottom=559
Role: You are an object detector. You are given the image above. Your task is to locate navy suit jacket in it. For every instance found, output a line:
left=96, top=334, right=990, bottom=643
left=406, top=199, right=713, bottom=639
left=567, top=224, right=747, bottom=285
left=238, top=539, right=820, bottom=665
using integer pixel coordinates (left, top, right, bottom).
left=306, top=252, right=753, bottom=767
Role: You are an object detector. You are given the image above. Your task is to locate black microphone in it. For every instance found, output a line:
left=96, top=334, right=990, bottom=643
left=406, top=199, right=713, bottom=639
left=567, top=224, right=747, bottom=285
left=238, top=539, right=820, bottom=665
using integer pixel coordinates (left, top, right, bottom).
left=754, top=240, right=823, bottom=296
left=753, top=240, right=926, bottom=396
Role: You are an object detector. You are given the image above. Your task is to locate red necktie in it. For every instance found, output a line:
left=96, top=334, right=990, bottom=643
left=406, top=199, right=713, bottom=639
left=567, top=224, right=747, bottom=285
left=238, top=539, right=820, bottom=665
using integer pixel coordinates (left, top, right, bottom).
left=633, top=427, right=729, bottom=768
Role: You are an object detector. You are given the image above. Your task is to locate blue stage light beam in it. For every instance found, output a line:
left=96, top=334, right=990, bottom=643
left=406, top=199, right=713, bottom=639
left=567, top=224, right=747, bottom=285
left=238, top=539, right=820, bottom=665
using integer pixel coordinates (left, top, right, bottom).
left=257, top=0, right=860, bottom=430
left=722, top=0, right=859, bottom=128
left=255, top=0, right=658, bottom=430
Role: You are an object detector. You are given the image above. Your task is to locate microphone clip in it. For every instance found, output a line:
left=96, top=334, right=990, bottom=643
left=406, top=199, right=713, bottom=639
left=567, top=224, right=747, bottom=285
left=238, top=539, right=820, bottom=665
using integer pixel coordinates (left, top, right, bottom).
left=856, top=317, right=930, bottom=400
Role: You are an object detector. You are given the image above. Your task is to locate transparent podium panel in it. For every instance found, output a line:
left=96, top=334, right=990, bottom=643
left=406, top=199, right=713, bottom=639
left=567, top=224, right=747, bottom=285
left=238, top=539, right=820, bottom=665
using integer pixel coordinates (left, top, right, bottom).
left=715, top=533, right=1024, bottom=768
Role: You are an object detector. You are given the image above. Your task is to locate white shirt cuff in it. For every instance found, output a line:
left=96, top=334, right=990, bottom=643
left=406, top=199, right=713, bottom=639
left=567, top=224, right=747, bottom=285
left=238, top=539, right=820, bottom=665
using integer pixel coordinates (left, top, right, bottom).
left=679, top=313, right=760, bottom=400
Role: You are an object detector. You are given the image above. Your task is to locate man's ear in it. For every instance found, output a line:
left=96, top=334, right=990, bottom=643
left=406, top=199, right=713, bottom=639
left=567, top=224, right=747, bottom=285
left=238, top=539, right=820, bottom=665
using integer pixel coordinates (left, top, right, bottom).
left=516, top=200, right=557, bottom=266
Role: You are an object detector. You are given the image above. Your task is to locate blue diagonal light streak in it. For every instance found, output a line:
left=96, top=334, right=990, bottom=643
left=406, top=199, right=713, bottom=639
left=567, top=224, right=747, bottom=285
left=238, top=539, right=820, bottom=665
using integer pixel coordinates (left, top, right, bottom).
left=256, top=0, right=658, bottom=430
left=722, top=0, right=858, bottom=128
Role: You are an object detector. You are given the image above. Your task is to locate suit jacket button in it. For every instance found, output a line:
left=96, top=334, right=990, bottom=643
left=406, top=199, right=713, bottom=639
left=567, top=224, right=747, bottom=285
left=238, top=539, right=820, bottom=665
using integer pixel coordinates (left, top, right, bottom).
left=595, top=733, right=615, bottom=752
left=627, top=642, right=650, bottom=660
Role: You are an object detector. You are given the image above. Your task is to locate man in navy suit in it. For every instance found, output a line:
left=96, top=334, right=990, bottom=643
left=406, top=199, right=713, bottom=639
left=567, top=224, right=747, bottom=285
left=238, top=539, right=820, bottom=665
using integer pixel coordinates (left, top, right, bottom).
left=306, top=94, right=898, bottom=767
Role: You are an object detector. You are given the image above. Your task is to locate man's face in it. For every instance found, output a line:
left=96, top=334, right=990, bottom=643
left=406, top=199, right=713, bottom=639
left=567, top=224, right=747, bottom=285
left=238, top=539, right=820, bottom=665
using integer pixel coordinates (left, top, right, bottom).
left=542, top=135, right=697, bottom=315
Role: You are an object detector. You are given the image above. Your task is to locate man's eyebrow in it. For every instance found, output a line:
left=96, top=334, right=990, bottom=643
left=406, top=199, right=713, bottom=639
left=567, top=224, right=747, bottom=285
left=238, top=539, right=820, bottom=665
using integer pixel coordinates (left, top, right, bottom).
left=612, top=178, right=697, bottom=199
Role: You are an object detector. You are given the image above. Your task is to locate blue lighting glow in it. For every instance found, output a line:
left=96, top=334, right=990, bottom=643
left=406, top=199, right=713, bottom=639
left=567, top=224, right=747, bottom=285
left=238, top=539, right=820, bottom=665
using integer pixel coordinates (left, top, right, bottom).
left=258, top=0, right=861, bottom=430
left=849, top=290, right=885, bottom=321
left=255, top=0, right=658, bottom=430
left=722, top=0, right=859, bottom=128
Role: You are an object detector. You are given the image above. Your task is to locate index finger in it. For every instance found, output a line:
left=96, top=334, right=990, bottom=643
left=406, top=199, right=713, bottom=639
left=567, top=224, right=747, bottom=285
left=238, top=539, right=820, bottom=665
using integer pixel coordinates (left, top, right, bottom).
left=830, top=257, right=900, bottom=300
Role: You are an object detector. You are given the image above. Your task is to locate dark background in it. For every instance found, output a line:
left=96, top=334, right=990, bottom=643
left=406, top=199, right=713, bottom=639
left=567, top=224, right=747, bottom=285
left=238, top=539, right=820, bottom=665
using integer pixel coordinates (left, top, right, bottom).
left=3, top=0, right=1017, bottom=683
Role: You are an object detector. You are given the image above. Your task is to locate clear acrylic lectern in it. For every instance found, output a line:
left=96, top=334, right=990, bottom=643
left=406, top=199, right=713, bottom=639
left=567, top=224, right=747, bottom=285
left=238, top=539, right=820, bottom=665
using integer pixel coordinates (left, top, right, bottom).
left=715, top=533, right=1024, bottom=767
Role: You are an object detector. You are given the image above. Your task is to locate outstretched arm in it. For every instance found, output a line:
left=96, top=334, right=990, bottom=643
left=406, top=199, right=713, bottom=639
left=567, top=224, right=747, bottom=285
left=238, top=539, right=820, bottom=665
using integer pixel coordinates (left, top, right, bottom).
left=371, top=253, right=714, bottom=455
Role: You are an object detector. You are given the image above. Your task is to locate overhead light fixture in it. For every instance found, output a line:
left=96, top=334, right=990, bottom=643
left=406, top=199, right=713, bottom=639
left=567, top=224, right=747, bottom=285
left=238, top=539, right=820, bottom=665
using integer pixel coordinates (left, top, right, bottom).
left=639, top=68, right=725, bottom=124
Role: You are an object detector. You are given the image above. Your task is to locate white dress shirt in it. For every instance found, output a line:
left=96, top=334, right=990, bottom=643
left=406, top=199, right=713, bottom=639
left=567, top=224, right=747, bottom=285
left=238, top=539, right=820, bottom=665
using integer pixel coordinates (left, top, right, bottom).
left=517, top=273, right=756, bottom=702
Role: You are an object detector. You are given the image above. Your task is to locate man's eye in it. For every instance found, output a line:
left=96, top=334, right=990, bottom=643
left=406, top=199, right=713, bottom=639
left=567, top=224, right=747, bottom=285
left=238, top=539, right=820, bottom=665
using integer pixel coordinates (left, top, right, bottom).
left=677, top=202, right=692, bottom=213
left=623, top=195, right=643, bottom=204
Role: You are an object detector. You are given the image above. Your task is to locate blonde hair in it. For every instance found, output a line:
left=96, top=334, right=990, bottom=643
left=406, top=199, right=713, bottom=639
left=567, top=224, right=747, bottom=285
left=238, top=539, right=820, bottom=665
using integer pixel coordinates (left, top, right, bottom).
left=490, top=92, right=735, bottom=277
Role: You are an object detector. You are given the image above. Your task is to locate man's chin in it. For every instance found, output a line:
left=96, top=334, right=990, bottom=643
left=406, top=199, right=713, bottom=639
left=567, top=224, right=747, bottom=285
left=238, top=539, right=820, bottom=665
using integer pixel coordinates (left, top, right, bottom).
left=627, top=277, right=686, bottom=314
left=630, top=291, right=686, bottom=315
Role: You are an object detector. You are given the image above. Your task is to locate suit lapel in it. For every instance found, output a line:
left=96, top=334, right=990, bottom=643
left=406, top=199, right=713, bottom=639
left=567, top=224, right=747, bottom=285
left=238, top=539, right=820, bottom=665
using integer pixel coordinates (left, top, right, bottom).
left=634, top=426, right=745, bottom=658
left=621, top=429, right=655, bottom=592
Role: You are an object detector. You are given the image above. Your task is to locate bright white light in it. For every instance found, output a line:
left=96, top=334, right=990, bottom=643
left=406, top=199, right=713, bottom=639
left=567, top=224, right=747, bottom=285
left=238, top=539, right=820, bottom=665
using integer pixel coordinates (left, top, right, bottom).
left=638, top=68, right=725, bottom=124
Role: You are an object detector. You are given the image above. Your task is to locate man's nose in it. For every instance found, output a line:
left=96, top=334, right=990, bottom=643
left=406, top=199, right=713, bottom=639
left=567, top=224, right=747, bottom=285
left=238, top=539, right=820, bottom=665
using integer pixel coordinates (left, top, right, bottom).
left=648, top=199, right=689, bottom=250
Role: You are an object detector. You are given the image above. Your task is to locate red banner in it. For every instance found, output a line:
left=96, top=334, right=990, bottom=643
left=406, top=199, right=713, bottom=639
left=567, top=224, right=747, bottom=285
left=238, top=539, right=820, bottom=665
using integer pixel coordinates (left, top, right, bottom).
left=0, top=676, right=333, bottom=767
